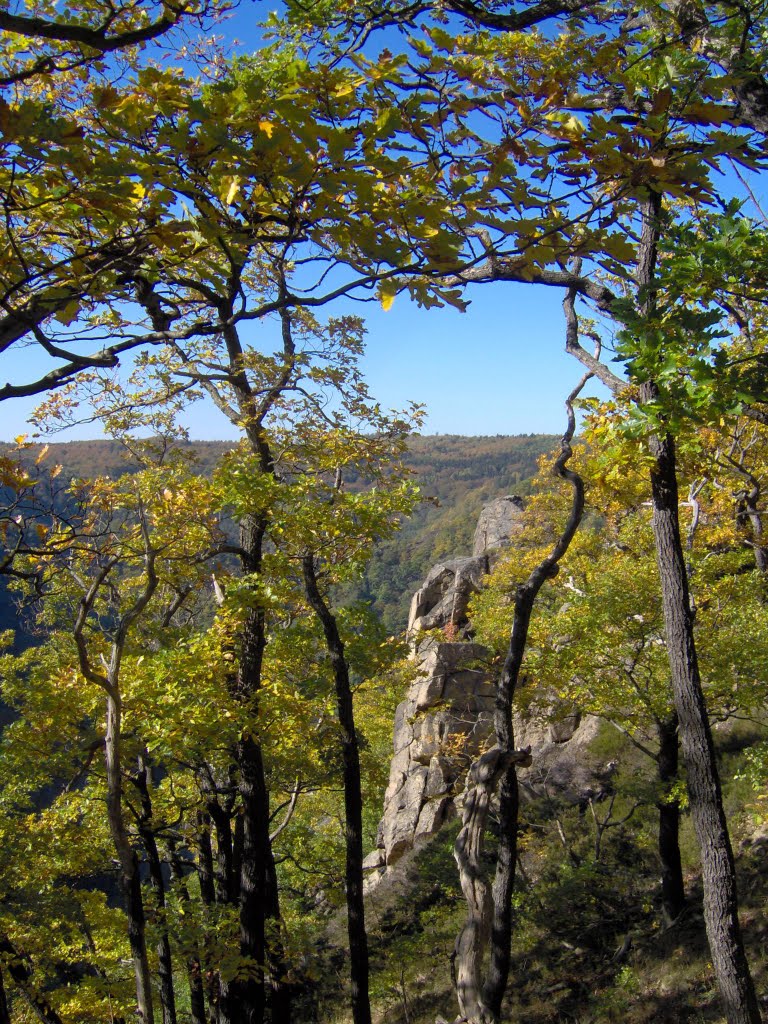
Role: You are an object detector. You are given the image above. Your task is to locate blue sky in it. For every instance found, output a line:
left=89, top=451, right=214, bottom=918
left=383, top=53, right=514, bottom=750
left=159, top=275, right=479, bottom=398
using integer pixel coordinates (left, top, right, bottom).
left=0, top=280, right=602, bottom=440
left=1, top=6, right=765, bottom=442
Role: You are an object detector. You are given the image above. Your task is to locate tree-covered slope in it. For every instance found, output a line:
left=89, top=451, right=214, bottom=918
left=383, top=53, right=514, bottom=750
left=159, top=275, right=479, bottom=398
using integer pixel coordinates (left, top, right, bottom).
left=0, top=434, right=556, bottom=635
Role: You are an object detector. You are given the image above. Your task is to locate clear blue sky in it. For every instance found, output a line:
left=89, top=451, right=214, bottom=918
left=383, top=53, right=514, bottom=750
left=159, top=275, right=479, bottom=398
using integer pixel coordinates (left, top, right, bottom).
left=0, top=281, right=607, bottom=442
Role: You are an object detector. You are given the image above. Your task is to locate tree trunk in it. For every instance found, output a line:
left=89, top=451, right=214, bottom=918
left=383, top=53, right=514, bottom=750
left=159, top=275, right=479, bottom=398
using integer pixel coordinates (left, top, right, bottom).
left=196, top=811, right=217, bottom=907
left=648, top=429, right=761, bottom=1024
left=237, top=733, right=270, bottom=1024
left=303, top=554, right=371, bottom=1024
left=631, top=190, right=760, bottom=1024
left=208, top=798, right=237, bottom=904
left=231, top=513, right=288, bottom=1024
left=104, top=693, right=154, bottom=1023
left=482, top=365, right=587, bottom=1022
left=656, top=712, right=685, bottom=924
left=481, top=594, right=532, bottom=1021
left=168, top=843, right=207, bottom=1024
left=135, top=763, right=177, bottom=1024
left=455, top=748, right=531, bottom=1024
left=195, top=814, right=228, bottom=1024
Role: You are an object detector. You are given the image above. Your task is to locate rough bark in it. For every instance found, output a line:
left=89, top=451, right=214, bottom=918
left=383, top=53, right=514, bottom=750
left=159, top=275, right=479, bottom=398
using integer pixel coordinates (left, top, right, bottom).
left=454, top=748, right=532, bottom=1024
left=635, top=191, right=759, bottom=1024
left=231, top=512, right=289, bottom=1024
left=303, top=554, right=371, bottom=1024
left=648, top=429, right=760, bottom=1024
left=656, top=713, right=685, bottom=925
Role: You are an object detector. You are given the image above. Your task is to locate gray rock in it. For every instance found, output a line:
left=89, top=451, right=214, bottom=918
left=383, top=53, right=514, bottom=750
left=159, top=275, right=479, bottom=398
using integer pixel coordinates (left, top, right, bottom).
left=407, top=556, right=488, bottom=635
left=549, top=712, right=581, bottom=744
left=366, top=497, right=613, bottom=890
left=383, top=766, right=429, bottom=864
left=473, top=495, right=525, bottom=557
left=362, top=849, right=385, bottom=871
left=426, top=754, right=456, bottom=798
left=393, top=699, right=415, bottom=753
left=415, top=797, right=452, bottom=838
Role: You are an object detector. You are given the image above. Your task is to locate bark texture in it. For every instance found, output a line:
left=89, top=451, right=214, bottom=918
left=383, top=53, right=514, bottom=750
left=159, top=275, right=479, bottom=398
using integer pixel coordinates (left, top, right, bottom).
left=303, top=554, right=371, bottom=1024
left=636, top=191, right=759, bottom=1024
left=454, top=748, right=532, bottom=1024
left=656, top=713, right=685, bottom=924
left=449, top=353, right=589, bottom=1024
left=648, top=429, right=760, bottom=1024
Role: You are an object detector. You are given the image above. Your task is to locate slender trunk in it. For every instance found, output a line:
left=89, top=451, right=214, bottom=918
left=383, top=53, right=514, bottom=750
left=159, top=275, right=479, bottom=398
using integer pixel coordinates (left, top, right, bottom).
left=232, top=513, right=288, bottom=1024
left=634, top=191, right=759, bottom=1024
left=104, top=694, right=154, bottom=1022
left=648, top=431, right=760, bottom=1024
left=206, top=789, right=239, bottom=1021
left=195, top=813, right=226, bottom=1024
left=482, top=357, right=588, bottom=1022
left=656, top=713, right=685, bottom=924
left=481, top=593, right=532, bottom=1020
left=196, top=811, right=217, bottom=905
left=303, top=555, right=371, bottom=1024
left=208, top=798, right=236, bottom=904
left=168, top=844, right=208, bottom=1024
left=135, top=764, right=177, bottom=1024
left=237, top=733, right=269, bottom=1024
left=741, top=490, right=767, bottom=573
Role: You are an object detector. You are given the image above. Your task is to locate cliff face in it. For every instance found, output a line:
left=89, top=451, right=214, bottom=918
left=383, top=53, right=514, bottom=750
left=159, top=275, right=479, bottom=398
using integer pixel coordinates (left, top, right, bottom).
left=364, top=496, right=601, bottom=888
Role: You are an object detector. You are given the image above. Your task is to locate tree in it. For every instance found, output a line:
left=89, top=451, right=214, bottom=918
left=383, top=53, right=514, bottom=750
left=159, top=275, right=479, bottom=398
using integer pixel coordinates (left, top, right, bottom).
left=354, top=9, right=767, bottom=1017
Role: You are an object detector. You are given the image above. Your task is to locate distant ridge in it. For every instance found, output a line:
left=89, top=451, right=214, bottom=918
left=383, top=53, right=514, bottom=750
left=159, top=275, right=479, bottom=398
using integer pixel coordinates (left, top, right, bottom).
left=1, top=434, right=557, bottom=631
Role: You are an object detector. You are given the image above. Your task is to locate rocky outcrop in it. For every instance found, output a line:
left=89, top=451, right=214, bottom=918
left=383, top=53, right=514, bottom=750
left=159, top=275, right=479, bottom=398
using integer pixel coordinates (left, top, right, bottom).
left=472, top=494, right=525, bottom=558
left=372, top=641, right=496, bottom=871
left=407, top=556, right=488, bottom=636
left=365, top=493, right=604, bottom=890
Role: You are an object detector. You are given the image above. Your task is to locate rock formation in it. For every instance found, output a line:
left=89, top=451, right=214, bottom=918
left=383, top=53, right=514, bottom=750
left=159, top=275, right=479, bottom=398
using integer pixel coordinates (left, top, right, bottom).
left=472, top=494, right=525, bottom=559
left=364, top=494, right=602, bottom=889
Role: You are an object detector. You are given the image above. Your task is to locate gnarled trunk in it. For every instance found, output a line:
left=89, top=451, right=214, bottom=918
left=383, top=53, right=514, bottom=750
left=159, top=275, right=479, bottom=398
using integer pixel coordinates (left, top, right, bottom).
left=454, top=748, right=531, bottom=1024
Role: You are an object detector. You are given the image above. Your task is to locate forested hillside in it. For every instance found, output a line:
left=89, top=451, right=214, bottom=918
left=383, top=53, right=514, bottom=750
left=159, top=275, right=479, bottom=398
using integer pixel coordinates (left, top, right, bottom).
left=0, top=434, right=555, bottom=636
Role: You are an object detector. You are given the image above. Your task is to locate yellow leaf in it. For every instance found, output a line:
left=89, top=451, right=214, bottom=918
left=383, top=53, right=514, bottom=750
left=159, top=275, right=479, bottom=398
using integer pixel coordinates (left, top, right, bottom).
left=381, top=291, right=396, bottom=312
left=258, top=121, right=274, bottom=138
left=225, top=177, right=240, bottom=206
